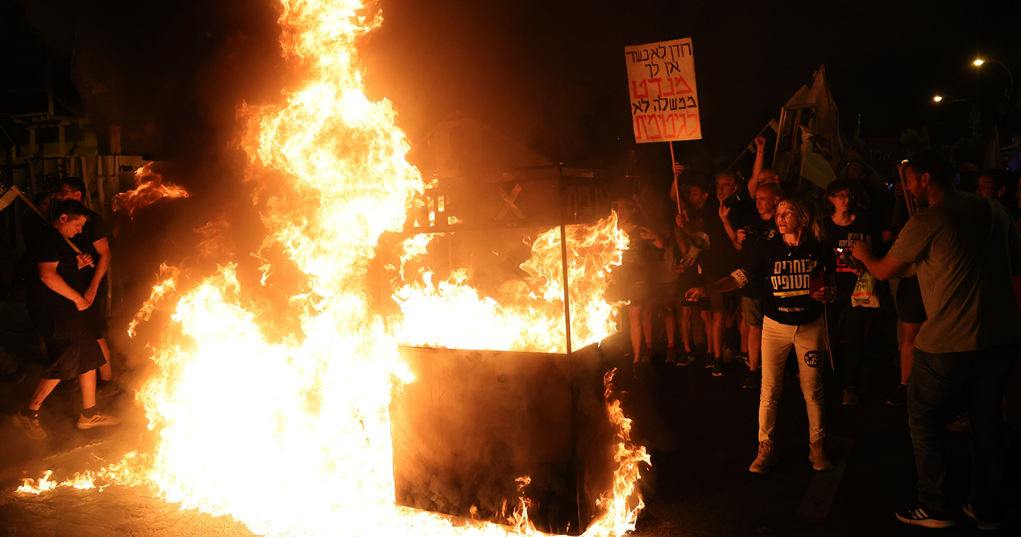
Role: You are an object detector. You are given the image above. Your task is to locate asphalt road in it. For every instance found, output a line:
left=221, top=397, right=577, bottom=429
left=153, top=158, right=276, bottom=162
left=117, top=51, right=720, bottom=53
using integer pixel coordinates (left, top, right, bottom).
left=1, top=303, right=1017, bottom=536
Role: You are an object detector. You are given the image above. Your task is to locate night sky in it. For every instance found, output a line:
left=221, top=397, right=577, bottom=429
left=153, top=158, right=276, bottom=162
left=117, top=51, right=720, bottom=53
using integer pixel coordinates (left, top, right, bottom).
left=4, top=0, right=1021, bottom=177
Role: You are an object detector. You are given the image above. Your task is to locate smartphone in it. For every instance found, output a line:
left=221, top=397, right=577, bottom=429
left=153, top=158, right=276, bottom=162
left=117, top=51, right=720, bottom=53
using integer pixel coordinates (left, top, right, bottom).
left=809, top=270, right=824, bottom=295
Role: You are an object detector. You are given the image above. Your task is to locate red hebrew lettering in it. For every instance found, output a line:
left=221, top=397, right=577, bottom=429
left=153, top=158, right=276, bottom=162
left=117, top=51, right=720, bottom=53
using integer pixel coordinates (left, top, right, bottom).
left=686, top=110, right=700, bottom=135
left=647, top=78, right=662, bottom=96
left=662, top=114, right=678, bottom=138
left=631, top=80, right=649, bottom=99
left=671, top=76, right=694, bottom=94
left=643, top=115, right=661, bottom=140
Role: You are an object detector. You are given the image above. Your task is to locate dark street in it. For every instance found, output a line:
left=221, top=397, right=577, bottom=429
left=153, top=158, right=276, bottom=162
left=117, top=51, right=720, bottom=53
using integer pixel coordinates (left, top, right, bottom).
left=2, top=320, right=1016, bottom=536
left=3, top=1, right=1021, bottom=536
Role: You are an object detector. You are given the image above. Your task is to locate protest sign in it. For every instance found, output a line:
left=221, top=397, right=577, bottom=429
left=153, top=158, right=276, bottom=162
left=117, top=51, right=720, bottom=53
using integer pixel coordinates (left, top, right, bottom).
left=624, top=38, right=701, bottom=143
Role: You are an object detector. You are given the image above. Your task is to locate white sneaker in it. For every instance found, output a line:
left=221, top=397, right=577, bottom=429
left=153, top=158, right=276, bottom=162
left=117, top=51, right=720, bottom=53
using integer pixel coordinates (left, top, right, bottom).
left=77, top=412, right=121, bottom=429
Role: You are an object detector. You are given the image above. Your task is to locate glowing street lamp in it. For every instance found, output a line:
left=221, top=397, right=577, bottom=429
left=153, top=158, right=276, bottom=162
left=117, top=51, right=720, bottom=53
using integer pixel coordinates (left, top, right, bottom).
left=933, top=95, right=944, bottom=102
left=972, top=57, right=1013, bottom=100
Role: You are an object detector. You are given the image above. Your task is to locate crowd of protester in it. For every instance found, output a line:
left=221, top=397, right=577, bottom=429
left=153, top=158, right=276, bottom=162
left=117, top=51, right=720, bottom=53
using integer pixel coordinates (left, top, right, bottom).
left=7, top=178, right=121, bottom=440
left=2, top=148, right=1017, bottom=530
left=615, top=140, right=1020, bottom=530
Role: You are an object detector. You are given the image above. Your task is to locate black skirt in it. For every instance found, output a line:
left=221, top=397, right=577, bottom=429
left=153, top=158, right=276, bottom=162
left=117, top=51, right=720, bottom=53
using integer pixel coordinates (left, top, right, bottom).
left=27, top=294, right=105, bottom=381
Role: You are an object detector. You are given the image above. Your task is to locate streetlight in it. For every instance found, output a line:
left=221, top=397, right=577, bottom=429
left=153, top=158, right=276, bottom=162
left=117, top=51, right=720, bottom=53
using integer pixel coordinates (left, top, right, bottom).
left=972, top=57, right=1013, bottom=101
left=933, top=95, right=943, bottom=102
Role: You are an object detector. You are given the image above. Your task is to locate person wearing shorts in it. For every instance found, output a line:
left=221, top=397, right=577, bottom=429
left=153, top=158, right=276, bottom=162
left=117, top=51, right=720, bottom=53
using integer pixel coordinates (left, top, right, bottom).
left=735, top=183, right=782, bottom=389
left=56, top=178, right=117, bottom=395
left=11, top=200, right=121, bottom=440
left=674, top=181, right=714, bottom=367
left=703, top=171, right=752, bottom=376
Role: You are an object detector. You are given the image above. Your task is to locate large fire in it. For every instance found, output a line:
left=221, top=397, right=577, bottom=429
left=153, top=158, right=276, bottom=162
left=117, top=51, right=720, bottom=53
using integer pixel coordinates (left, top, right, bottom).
left=16, top=0, right=648, bottom=535
left=392, top=214, right=628, bottom=354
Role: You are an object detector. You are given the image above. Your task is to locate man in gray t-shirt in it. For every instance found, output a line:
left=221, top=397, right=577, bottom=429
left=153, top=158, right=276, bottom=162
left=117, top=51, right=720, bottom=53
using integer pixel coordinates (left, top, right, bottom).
left=887, top=186, right=1021, bottom=353
left=852, top=151, right=1020, bottom=529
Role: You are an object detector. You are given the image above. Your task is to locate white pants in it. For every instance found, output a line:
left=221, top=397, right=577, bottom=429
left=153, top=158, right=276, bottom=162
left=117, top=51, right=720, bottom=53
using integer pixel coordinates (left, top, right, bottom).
left=758, top=316, right=827, bottom=444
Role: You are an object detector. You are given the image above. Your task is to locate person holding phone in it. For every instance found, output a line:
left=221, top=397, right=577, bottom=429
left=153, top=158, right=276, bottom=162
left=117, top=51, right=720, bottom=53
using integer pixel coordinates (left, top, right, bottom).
left=687, top=195, right=836, bottom=474
left=823, top=179, right=874, bottom=406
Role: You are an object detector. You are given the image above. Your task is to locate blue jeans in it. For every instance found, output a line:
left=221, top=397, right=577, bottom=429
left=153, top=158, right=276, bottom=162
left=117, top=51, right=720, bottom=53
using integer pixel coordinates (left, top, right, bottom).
left=908, top=344, right=1016, bottom=519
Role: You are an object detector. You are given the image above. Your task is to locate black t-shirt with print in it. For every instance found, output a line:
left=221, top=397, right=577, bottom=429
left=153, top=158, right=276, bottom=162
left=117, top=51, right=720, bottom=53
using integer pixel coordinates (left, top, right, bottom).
left=740, top=235, right=836, bottom=326
left=824, top=216, right=870, bottom=294
left=27, top=226, right=87, bottom=307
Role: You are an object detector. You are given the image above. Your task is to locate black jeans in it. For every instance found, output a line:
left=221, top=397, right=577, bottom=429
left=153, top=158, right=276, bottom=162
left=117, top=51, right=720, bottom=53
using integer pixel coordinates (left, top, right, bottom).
left=908, top=344, right=1017, bottom=519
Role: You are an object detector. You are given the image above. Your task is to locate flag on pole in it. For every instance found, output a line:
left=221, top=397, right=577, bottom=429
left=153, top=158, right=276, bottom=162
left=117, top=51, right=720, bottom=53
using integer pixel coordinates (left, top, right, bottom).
left=0, top=183, right=20, bottom=213
left=800, top=126, right=839, bottom=188
left=775, top=65, right=844, bottom=187
left=799, top=66, right=844, bottom=187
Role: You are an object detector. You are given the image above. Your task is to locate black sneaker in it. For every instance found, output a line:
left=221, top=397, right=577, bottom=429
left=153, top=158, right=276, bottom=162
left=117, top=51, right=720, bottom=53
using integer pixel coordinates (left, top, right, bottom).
left=743, top=369, right=761, bottom=389
left=11, top=410, right=47, bottom=440
left=887, top=383, right=907, bottom=406
left=678, top=349, right=695, bottom=366
left=712, top=357, right=725, bottom=377
left=963, top=503, right=1002, bottom=531
left=705, top=353, right=714, bottom=369
left=895, top=504, right=955, bottom=528
left=633, top=361, right=651, bottom=380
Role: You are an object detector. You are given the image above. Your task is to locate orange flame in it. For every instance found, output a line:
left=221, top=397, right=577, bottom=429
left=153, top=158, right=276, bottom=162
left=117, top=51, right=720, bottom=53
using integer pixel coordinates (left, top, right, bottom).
left=17, top=1, right=648, bottom=535
left=112, top=163, right=189, bottom=218
left=392, top=214, right=628, bottom=353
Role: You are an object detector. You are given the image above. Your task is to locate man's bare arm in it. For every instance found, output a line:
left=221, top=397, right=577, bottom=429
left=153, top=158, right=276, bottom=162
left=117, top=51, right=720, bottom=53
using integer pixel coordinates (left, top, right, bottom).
left=851, top=240, right=909, bottom=281
left=748, top=136, right=766, bottom=197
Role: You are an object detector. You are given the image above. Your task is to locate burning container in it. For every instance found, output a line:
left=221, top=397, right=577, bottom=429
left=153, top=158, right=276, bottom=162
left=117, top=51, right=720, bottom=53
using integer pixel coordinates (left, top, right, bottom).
left=382, top=164, right=622, bottom=533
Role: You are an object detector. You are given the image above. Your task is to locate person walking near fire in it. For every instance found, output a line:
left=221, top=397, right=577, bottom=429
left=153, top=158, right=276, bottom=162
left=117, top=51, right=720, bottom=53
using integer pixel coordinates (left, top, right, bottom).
left=55, top=178, right=118, bottom=396
left=686, top=195, right=836, bottom=474
left=11, top=199, right=121, bottom=440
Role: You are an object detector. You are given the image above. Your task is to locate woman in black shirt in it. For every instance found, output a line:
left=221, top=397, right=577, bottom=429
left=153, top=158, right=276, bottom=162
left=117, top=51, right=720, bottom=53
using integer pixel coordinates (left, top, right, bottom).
left=11, top=199, right=121, bottom=440
left=687, top=195, right=836, bottom=474
left=823, top=180, right=876, bottom=407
